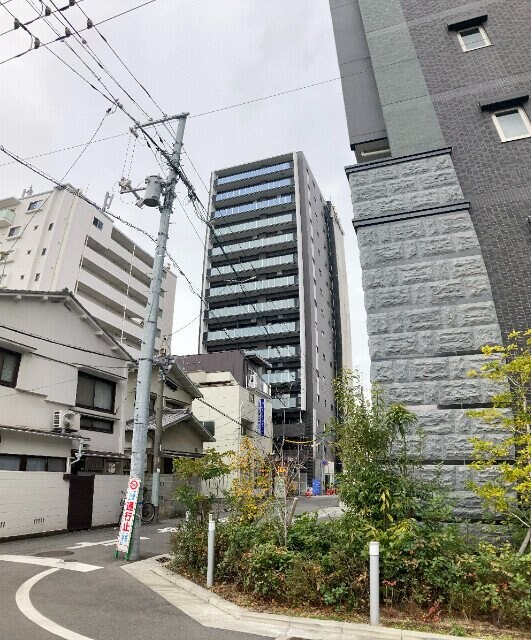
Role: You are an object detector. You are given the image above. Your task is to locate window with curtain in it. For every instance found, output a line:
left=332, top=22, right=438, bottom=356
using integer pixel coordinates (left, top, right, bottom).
left=76, top=373, right=115, bottom=412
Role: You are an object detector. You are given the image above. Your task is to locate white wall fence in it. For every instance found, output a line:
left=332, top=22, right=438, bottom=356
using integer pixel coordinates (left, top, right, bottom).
left=0, top=471, right=69, bottom=539
left=0, top=472, right=186, bottom=539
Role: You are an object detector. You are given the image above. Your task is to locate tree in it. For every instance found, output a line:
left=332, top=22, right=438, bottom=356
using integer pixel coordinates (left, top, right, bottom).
left=467, top=329, right=531, bottom=554
left=228, top=437, right=272, bottom=524
left=173, top=449, right=231, bottom=521
left=329, top=370, right=430, bottom=527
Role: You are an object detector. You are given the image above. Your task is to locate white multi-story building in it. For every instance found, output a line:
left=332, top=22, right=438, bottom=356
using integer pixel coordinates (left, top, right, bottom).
left=0, top=186, right=177, bottom=356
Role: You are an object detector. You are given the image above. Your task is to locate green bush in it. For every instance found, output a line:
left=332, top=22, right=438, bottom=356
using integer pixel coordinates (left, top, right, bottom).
left=240, top=543, right=296, bottom=598
left=170, top=513, right=531, bottom=628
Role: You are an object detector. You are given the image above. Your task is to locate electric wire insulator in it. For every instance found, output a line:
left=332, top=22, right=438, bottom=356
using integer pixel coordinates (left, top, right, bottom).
left=34, top=37, right=40, bottom=49
left=86, top=18, right=93, bottom=28
left=65, top=27, right=71, bottom=37
left=69, top=0, right=76, bottom=5
left=14, top=18, right=21, bottom=29
left=44, top=5, right=51, bottom=16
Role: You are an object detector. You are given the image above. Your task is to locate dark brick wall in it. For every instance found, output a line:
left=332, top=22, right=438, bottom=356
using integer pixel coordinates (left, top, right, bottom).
left=401, top=0, right=531, bottom=336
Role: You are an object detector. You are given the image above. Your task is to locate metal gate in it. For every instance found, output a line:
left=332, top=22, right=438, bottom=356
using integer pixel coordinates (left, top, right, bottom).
left=67, top=475, right=95, bottom=531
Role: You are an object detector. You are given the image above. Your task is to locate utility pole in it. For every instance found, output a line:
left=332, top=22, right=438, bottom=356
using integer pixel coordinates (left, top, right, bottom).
left=152, top=364, right=165, bottom=523
left=127, top=113, right=188, bottom=561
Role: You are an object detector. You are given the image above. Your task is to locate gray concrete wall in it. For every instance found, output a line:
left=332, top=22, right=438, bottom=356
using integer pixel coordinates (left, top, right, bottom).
left=328, top=0, right=387, bottom=149
left=349, top=150, right=503, bottom=513
left=356, top=0, right=446, bottom=156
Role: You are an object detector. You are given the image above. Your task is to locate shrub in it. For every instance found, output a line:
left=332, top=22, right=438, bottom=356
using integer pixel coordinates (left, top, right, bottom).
left=240, top=543, right=296, bottom=598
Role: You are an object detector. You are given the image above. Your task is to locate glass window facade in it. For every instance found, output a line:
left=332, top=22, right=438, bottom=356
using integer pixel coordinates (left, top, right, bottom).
left=209, top=297, right=298, bottom=319
left=211, top=232, right=295, bottom=256
left=210, top=275, right=297, bottom=298
left=271, top=396, right=300, bottom=410
left=263, top=369, right=300, bottom=384
left=215, top=212, right=295, bottom=236
left=252, top=345, right=299, bottom=359
left=214, top=193, right=293, bottom=218
left=206, top=321, right=297, bottom=341
left=215, top=178, right=292, bottom=201
left=217, top=161, right=291, bottom=185
left=211, top=253, right=295, bottom=277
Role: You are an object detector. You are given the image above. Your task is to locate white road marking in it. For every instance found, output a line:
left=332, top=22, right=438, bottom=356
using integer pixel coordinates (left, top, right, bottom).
left=66, top=536, right=148, bottom=550
left=16, top=568, right=97, bottom=640
left=157, top=527, right=177, bottom=533
left=0, top=555, right=102, bottom=572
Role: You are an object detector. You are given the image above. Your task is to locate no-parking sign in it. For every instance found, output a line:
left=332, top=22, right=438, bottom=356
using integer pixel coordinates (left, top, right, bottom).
left=116, top=477, right=141, bottom=554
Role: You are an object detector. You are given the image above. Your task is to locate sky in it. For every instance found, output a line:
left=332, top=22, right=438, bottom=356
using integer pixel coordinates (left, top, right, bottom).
left=0, top=0, right=370, bottom=382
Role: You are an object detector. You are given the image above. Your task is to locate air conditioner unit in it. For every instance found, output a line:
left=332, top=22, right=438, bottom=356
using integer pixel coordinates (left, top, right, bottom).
left=52, top=410, right=80, bottom=432
left=248, top=373, right=257, bottom=389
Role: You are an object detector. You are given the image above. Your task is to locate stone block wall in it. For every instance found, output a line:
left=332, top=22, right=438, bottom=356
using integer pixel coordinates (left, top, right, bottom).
left=349, top=149, right=503, bottom=515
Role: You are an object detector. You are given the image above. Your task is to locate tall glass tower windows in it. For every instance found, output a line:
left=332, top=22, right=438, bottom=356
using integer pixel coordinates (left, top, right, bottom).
left=214, top=194, right=293, bottom=218
left=214, top=212, right=294, bottom=236
left=210, top=275, right=297, bottom=298
left=217, top=161, right=291, bottom=185
left=211, top=232, right=295, bottom=256
left=211, top=253, right=295, bottom=277
left=215, top=178, right=292, bottom=201
left=208, top=298, right=298, bottom=319
left=206, top=321, right=297, bottom=341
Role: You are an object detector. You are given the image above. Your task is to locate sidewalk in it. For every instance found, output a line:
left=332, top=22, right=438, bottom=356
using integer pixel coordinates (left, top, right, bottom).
left=123, top=556, right=482, bottom=640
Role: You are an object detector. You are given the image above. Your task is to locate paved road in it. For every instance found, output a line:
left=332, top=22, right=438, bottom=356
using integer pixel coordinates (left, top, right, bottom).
left=0, top=521, right=266, bottom=640
left=294, top=494, right=340, bottom=515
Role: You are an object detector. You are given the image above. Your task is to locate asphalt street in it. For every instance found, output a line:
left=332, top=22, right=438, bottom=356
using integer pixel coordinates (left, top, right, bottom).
left=0, top=520, right=266, bottom=640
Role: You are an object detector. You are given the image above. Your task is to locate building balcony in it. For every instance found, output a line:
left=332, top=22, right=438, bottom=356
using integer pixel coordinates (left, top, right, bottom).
left=213, top=211, right=295, bottom=240
left=210, top=232, right=297, bottom=260
left=264, top=369, right=300, bottom=384
left=209, top=275, right=298, bottom=300
left=216, top=161, right=292, bottom=187
left=0, top=209, right=16, bottom=228
left=210, top=253, right=296, bottom=282
left=208, top=297, right=299, bottom=322
left=205, top=321, right=298, bottom=344
left=214, top=177, right=293, bottom=205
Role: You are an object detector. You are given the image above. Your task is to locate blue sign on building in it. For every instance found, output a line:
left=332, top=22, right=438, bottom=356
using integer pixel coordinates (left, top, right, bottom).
left=257, top=398, right=265, bottom=436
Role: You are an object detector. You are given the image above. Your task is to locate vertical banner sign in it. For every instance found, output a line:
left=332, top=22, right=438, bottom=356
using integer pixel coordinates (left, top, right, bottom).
left=257, top=398, right=265, bottom=436
left=116, top=477, right=141, bottom=555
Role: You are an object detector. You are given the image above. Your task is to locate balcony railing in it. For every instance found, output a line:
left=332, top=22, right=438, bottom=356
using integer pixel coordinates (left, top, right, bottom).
left=263, top=369, right=300, bottom=384
left=215, top=178, right=292, bottom=201
left=214, top=193, right=293, bottom=219
left=211, top=232, right=295, bottom=256
left=206, top=321, right=297, bottom=342
left=0, top=209, right=16, bottom=228
left=211, top=253, right=295, bottom=277
left=214, top=211, right=294, bottom=237
left=217, top=161, right=292, bottom=185
left=210, top=275, right=297, bottom=298
left=209, top=297, right=298, bottom=320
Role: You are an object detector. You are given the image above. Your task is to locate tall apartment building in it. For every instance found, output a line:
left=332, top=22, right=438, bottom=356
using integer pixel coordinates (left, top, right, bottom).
left=0, top=186, right=177, bottom=356
left=329, top=0, right=531, bottom=515
left=198, top=152, right=351, bottom=485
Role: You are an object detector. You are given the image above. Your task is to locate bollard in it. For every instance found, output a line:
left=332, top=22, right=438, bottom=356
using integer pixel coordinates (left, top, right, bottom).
left=369, top=540, right=380, bottom=625
left=206, top=513, right=216, bottom=588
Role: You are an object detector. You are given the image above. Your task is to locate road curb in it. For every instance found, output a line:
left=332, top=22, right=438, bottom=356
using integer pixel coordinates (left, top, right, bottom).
left=122, top=556, right=483, bottom=640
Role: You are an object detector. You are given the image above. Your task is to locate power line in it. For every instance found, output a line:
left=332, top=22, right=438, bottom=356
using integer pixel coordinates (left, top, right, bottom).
left=60, top=106, right=114, bottom=181
left=0, top=0, right=87, bottom=38
left=0, top=0, right=158, bottom=66
left=0, top=322, right=132, bottom=360
left=164, top=312, right=201, bottom=339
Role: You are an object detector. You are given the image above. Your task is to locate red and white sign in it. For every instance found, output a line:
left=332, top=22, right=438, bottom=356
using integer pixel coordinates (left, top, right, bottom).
left=116, top=477, right=141, bottom=554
